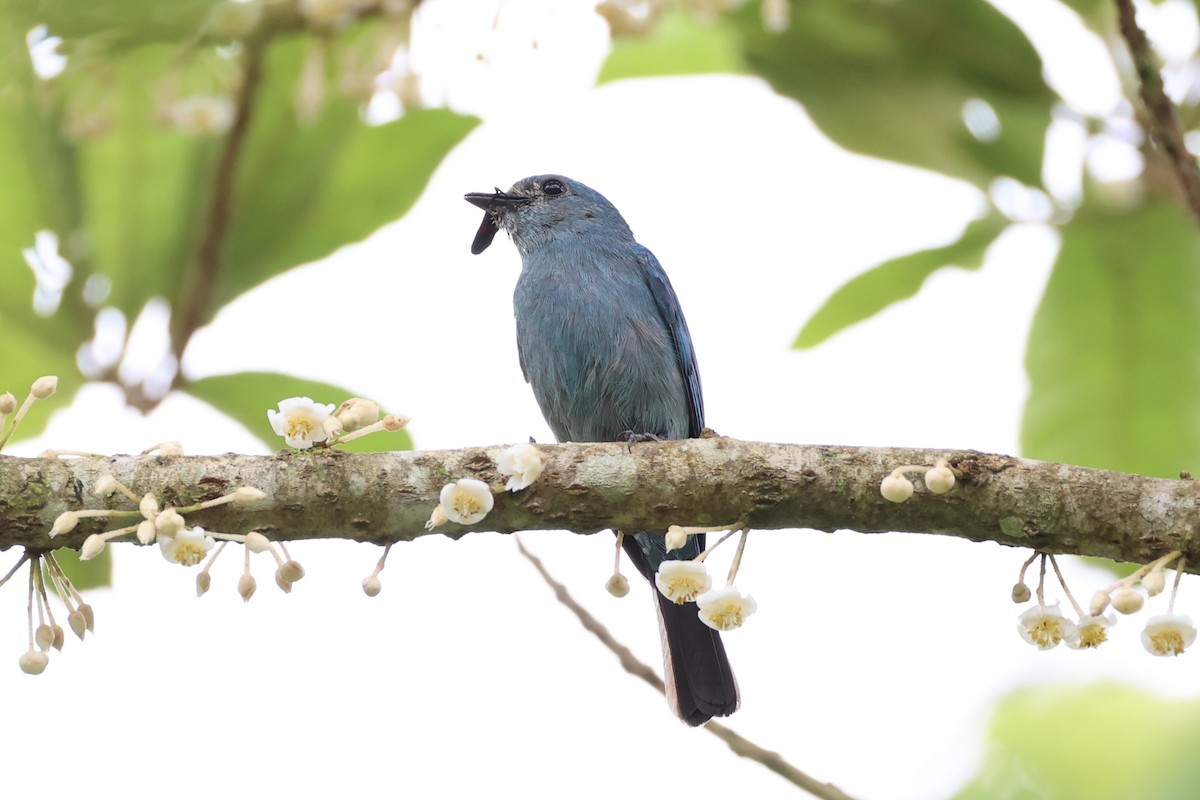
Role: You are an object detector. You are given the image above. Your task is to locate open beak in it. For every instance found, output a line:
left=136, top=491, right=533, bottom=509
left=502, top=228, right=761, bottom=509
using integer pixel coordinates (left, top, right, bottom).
left=464, top=188, right=529, bottom=255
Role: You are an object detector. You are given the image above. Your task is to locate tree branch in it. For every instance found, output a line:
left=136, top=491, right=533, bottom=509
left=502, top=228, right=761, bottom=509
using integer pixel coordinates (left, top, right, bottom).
left=3, top=439, right=1197, bottom=566
left=1114, top=0, right=1200, bottom=224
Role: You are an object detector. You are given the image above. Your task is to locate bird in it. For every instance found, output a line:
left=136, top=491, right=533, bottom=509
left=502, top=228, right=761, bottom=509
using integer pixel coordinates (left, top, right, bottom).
left=465, top=174, right=738, bottom=725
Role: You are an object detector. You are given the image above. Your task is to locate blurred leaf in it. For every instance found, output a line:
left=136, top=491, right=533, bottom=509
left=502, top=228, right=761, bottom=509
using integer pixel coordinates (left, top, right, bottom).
left=74, top=45, right=223, bottom=317
left=1022, top=201, right=1200, bottom=477
left=0, top=316, right=80, bottom=443
left=2, top=0, right=216, bottom=47
left=731, top=0, right=1054, bottom=187
left=598, top=8, right=746, bottom=83
left=215, top=37, right=478, bottom=312
left=185, top=371, right=413, bottom=452
left=795, top=213, right=1006, bottom=348
left=955, top=683, right=1200, bottom=800
left=49, top=547, right=112, bottom=592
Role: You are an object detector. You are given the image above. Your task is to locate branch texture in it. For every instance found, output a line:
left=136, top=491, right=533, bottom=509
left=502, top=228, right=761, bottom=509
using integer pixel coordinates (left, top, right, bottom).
left=3, top=439, right=1198, bottom=566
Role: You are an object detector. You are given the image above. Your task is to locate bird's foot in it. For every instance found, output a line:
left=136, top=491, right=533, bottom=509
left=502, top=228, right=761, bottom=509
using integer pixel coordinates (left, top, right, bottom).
left=617, top=430, right=664, bottom=453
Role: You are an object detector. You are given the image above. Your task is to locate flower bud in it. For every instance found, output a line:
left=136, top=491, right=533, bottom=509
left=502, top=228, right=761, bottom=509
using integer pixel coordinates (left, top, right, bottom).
left=233, top=486, right=267, bottom=506
left=79, top=533, right=106, bottom=561
left=158, top=441, right=184, bottom=456
left=31, top=375, right=58, bottom=399
left=274, top=569, right=293, bottom=594
left=19, top=649, right=49, bottom=675
left=0, top=392, right=15, bottom=414
left=280, top=560, right=305, bottom=583
left=924, top=464, right=955, bottom=494
left=50, top=625, right=64, bottom=652
left=383, top=414, right=410, bottom=431
left=155, top=508, right=185, bottom=538
left=322, top=415, right=344, bottom=438
left=1112, top=588, right=1145, bottom=614
left=1011, top=582, right=1031, bottom=603
left=196, top=571, right=211, bottom=598
left=665, top=526, right=688, bottom=552
left=35, top=624, right=54, bottom=652
left=244, top=531, right=271, bottom=554
left=68, top=610, right=86, bottom=640
left=137, top=519, right=157, bottom=545
left=880, top=473, right=914, bottom=503
left=1089, top=590, right=1111, bottom=617
left=79, top=603, right=94, bottom=632
left=1142, top=570, right=1166, bottom=597
left=605, top=574, right=630, bottom=598
left=94, top=475, right=118, bottom=497
left=362, top=575, right=382, bottom=596
left=50, top=511, right=79, bottom=537
left=139, top=492, right=160, bottom=520
left=336, top=397, right=380, bottom=432
left=238, top=573, right=257, bottom=602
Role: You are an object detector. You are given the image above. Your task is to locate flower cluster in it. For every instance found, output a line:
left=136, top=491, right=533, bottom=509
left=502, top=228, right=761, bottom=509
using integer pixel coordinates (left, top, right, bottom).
left=1012, top=550, right=1195, bottom=656
left=605, top=523, right=757, bottom=633
left=267, top=396, right=409, bottom=450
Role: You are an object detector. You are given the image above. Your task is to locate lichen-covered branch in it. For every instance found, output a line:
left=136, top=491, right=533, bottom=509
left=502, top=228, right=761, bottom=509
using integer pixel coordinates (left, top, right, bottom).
left=2, top=439, right=1198, bottom=567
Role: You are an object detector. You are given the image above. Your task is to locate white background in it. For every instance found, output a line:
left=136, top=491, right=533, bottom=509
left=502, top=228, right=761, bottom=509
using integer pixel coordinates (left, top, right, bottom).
left=4, top=1, right=1199, bottom=798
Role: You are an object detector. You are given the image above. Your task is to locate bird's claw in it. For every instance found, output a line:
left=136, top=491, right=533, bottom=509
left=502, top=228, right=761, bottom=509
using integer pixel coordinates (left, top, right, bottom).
left=617, top=430, right=664, bottom=453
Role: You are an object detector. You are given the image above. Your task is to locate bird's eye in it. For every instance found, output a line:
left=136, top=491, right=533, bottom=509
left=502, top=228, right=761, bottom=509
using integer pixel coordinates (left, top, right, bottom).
left=542, top=179, right=566, bottom=196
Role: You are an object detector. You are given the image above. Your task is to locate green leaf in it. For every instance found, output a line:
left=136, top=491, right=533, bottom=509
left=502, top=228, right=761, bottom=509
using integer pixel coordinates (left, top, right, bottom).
left=794, top=214, right=1006, bottom=348
left=955, top=683, right=1200, bottom=800
left=730, top=0, right=1055, bottom=187
left=1022, top=201, right=1200, bottom=477
left=1, top=0, right=216, bottom=47
left=185, top=371, right=413, bottom=452
left=49, top=547, right=112, bottom=592
left=598, top=8, right=746, bottom=83
left=215, top=37, right=478, bottom=312
left=73, top=45, right=223, bottom=317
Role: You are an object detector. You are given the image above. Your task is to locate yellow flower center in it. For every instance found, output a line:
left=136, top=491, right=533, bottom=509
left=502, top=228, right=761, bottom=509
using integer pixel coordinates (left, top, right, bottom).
left=1078, top=624, right=1108, bottom=649
left=171, top=540, right=208, bottom=567
left=666, top=577, right=706, bottom=604
left=1028, top=619, right=1063, bottom=648
left=453, top=496, right=482, bottom=516
left=1151, top=630, right=1186, bottom=655
left=708, top=603, right=745, bottom=630
left=287, top=413, right=316, bottom=439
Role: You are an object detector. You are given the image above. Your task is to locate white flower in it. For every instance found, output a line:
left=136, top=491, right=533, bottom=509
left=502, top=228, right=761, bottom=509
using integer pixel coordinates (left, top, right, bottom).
left=1142, top=614, right=1198, bottom=657
left=1068, top=613, right=1115, bottom=650
left=1017, top=603, right=1078, bottom=650
left=696, top=587, right=758, bottom=631
left=268, top=397, right=336, bottom=449
left=654, top=560, right=711, bottom=605
left=439, top=479, right=494, bottom=524
left=880, top=472, right=914, bottom=503
left=496, top=443, right=544, bottom=492
left=160, top=526, right=216, bottom=567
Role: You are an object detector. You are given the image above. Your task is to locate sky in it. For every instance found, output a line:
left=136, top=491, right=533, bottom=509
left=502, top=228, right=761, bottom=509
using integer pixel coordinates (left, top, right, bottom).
left=4, top=1, right=1200, bottom=799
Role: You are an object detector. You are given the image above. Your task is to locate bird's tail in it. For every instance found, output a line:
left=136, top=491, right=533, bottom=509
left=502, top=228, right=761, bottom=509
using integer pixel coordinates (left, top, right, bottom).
left=622, top=532, right=739, bottom=725
left=654, top=589, right=739, bottom=725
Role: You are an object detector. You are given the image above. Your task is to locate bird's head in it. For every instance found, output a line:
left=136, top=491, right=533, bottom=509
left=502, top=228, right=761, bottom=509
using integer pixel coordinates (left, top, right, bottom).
left=464, top=174, right=631, bottom=256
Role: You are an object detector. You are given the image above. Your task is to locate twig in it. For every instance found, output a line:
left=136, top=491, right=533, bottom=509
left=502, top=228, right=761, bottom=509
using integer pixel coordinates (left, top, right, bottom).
left=1114, top=0, right=1200, bottom=224
left=168, top=33, right=269, bottom=366
left=514, top=536, right=860, bottom=800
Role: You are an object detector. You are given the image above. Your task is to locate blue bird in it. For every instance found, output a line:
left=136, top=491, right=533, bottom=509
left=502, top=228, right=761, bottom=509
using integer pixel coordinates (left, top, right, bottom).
left=465, top=174, right=738, bottom=725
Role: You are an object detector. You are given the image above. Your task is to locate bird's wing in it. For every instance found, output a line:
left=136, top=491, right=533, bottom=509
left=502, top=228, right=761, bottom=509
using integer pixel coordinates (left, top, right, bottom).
left=635, top=245, right=704, bottom=438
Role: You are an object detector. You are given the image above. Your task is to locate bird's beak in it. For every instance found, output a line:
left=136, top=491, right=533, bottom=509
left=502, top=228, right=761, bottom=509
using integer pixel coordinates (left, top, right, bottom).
left=464, top=188, right=529, bottom=255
